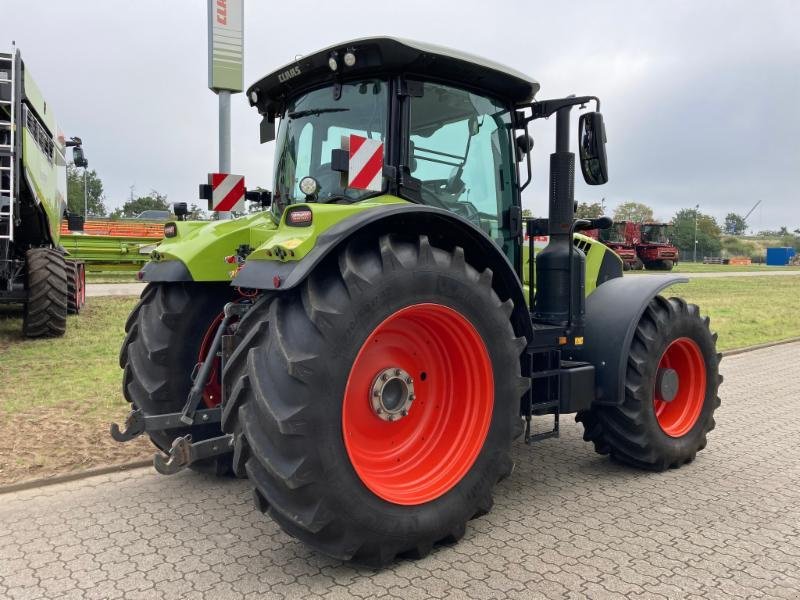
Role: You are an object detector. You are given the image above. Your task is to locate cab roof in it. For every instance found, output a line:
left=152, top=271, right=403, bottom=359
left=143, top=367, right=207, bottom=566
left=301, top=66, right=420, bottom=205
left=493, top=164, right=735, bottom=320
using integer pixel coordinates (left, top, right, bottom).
left=247, top=37, right=540, bottom=116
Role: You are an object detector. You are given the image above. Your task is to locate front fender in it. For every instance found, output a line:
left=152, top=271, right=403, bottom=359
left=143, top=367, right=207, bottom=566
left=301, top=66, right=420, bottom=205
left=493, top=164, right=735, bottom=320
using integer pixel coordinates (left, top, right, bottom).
left=567, top=275, right=688, bottom=406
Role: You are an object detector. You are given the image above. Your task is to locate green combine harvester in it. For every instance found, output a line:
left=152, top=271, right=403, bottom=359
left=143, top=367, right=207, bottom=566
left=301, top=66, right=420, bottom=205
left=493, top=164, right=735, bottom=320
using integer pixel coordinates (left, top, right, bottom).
left=112, top=38, right=722, bottom=566
left=1, top=45, right=87, bottom=336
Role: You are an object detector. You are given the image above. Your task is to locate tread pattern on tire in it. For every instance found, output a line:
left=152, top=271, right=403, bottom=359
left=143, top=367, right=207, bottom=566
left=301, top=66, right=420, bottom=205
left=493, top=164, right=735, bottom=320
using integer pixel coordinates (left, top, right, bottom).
left=120, top=282, right=235, bottom=476
left=222, top=234, right=529, bottom=566
left=576, top=296, right=722, bottom=470
left=65, top=260, right=82, bottom=314
left=23, top=248, right=68, bottom=338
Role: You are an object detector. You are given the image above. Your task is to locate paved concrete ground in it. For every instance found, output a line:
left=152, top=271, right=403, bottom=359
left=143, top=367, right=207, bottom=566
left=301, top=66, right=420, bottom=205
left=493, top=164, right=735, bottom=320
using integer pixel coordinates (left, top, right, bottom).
left=1, top=343, right=798, bottom=599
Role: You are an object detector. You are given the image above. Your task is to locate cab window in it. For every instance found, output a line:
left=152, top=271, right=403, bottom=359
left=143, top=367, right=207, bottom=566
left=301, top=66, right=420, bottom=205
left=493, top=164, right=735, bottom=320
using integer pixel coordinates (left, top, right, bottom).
left=407, top=82, right=517, bottom=262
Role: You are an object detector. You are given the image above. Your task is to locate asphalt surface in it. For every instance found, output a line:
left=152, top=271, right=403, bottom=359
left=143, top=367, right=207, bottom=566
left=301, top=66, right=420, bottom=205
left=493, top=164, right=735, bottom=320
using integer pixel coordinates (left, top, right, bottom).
left=1, top=342, right=798, bottom=599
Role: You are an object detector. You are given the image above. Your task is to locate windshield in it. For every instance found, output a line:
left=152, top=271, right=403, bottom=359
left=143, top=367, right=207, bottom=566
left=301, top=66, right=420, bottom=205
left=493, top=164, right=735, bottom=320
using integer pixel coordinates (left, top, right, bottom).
left=272, top=80, right=388, bottom=213
left=642, top=224, right=669, bottom=244
left=600, top=222, right=627, bottom=243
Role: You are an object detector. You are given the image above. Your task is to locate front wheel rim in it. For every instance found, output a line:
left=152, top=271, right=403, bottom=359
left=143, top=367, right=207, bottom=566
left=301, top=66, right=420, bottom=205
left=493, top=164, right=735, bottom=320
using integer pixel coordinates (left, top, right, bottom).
left=343, top=303, right=494, bottom=505
left=653, top=337, right=706, bottom=437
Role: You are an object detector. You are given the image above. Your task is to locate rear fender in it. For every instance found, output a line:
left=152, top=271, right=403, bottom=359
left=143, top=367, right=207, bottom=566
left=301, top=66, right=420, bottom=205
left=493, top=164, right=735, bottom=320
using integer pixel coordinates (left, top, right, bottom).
left=233, top=203, right=534, bottom=341
left=566, top=275, right=688, bottom=406
left=140, top=212, right=276, bottom=282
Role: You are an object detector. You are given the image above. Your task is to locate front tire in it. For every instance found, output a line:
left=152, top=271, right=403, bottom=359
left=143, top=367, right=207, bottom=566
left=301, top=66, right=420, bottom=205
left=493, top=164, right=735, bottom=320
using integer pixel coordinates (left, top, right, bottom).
left=120, top=282, right=236, bottom=475
left=23, top=248, right=68, bottom=338
left=576, top=296, right=722, bottom=470
left=222, top=234, right=529, bottom=565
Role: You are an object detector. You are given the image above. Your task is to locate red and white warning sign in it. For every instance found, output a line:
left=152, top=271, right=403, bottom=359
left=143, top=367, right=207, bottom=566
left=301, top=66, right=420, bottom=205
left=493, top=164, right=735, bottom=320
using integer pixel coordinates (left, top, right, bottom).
left=348, top=135, right=383, bottom=191
left=209, top=173, right=245, bottom=212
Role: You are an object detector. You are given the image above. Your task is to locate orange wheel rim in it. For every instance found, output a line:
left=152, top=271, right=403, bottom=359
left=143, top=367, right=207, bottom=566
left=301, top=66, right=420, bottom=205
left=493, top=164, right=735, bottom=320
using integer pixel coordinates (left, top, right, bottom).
left=342, top=303, right=494, bottom=505
left=653, top=337, right=706, bottom=437
left=198, top=312, right=225, bottom=408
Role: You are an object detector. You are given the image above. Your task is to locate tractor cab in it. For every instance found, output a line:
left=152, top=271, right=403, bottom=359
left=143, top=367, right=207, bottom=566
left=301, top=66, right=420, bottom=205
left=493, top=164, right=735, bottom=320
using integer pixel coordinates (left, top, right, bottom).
left=248, top=37, right=540, bottom=265
left=248, top=37, right=610, bottom=296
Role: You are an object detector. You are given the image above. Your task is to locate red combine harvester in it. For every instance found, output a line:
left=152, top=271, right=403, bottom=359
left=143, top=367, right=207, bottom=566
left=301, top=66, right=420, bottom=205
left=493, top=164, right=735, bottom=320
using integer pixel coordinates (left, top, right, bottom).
left=596, top=221, right=640, bottom=270
left=637, top=222, right=679, bottom=271
left=594, top=220, right=678, bottom=271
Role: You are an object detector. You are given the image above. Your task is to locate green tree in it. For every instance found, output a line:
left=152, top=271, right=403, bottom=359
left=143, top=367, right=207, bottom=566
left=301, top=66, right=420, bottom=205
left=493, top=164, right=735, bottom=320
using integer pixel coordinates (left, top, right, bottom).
left=110, top=190, right=171, bottom=219
left=613, top=201, right=654, bottom=222
left=186, top=203, right=207, bottom=220
left=724, top=212, right=747, bottom=235
left=522, top=208, right=533, bottom=218
left=66, top=164, right=107, bottom=216
left=671, top=208, right=722, bottom=260
left=576, top=201, right=604, bottom=219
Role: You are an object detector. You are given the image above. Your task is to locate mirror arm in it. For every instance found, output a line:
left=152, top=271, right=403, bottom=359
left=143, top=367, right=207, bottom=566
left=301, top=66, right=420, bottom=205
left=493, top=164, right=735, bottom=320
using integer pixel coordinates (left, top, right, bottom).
left=519, top=135, right=533, bottom=191
left=521, top=96, right=600, bottom=123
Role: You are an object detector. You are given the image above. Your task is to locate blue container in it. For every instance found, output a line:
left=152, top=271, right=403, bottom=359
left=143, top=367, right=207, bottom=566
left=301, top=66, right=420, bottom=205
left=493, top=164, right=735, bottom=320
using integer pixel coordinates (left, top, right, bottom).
left=766, top=247, right=796, bottom=266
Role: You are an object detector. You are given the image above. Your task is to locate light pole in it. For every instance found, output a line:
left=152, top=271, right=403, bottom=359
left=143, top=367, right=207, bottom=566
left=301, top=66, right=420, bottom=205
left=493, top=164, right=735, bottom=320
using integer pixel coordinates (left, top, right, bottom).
left=693, top=204, right=699, bottom=263
left=83, top=167, right=88, bottom=217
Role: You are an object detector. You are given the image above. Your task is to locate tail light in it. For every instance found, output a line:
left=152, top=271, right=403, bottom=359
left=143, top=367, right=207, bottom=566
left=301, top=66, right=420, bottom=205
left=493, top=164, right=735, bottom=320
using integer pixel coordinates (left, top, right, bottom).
left=286, top=208, right=313, bottom=227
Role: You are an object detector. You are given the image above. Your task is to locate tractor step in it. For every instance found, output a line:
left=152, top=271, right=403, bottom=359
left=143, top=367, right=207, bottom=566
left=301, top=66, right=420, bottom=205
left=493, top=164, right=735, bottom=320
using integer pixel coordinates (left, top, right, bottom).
left=110, top=407, right=221, bottom=442
left=523, top=348, right=562, bottom=444
left=153, top=433, right=234, bottom=475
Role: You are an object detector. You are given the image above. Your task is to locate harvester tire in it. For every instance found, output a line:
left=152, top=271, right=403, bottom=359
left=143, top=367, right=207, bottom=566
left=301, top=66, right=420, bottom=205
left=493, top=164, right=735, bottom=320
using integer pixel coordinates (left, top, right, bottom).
left=576, top=296, right=721, bottom=470
left=66, top=260, right=86, bottom=314
left=222, top=234, right=529, bottom=565
left=120, top=282, right=236, bottom=476
left=22, top=248, right=68, bottom=338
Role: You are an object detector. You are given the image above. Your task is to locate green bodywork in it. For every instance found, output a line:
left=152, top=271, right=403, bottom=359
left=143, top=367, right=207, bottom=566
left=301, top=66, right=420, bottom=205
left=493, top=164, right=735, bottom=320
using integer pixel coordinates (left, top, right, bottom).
left=148, top=195, right=616, bottom=304
left=20, top=63, right=67, bottom=245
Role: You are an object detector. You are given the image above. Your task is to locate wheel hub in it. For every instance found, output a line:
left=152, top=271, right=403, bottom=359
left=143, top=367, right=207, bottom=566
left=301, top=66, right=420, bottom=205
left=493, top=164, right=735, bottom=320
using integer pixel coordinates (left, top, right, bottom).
left=655, top=367, right=679, bottom=403
left=370, top=367, right=415, bottom=421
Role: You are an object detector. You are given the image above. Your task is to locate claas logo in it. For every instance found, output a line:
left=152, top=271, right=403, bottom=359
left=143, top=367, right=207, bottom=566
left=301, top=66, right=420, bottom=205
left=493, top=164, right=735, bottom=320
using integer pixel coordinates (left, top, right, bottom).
left=216, top=0, right=228, bottom=25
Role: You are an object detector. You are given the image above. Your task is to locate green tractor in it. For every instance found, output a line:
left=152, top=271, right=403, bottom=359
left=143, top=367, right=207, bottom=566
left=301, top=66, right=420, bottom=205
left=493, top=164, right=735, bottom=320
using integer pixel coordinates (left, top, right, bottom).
left=1, top=46, right=88, bottom=337
left=113, top=38, right=722, bottom=565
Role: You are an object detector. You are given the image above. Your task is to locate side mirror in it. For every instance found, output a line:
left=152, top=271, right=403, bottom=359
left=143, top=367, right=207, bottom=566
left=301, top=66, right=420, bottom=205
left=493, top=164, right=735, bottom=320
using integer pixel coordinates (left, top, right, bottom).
left=578, top=112, right=608, bottom=185
left=72, top=146, right=88, bottom=168
left=515, top=134, right=534, bottom=162
left=66, top=212, right=85, bottom=232
left=245, top=189, right=272, bottom=208
left=260, top=115, right=275, bottom=143
left=173, top=202, right=189, bottom=221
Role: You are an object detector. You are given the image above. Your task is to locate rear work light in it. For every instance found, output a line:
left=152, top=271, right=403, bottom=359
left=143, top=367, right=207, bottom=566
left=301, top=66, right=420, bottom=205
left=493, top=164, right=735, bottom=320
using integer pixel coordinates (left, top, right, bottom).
left=164, top=223, right=177, bottom=238
left=286, top=208, right=313, bottom=227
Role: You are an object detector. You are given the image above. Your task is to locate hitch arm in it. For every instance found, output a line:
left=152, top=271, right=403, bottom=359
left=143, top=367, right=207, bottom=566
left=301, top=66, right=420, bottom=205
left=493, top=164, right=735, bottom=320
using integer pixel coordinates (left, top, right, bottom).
left=153, top=434, right=234, bottom=475
left=110, top=407, right=222, bottom=442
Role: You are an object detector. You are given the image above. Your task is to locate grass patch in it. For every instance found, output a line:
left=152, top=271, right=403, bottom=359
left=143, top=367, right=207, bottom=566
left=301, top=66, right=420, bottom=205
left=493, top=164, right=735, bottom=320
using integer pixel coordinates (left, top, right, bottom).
left=0, top=297, right=138, bottom=418
left=86, top=271, right=140, bottom=283
left=666, top=263, right=800, bottom=273
left=664, top=276, right=800, bottom=350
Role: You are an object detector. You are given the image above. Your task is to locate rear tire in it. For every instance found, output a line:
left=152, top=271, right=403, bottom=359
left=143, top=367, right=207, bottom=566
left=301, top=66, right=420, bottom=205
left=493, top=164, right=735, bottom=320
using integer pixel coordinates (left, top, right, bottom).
left=23, top=248, right=68, bottom=338
left=120, top=282, right=237, bottom=476
left=222, top=234, right=529, bottom=565
left=576, top=296, right=722, bottom=470
left=66, top=260, right=86, bottom=314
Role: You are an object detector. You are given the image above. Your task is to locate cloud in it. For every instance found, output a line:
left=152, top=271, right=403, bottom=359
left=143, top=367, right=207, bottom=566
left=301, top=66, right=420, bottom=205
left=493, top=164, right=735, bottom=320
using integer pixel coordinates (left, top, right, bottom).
left=3, top=0, right=797, bottom=230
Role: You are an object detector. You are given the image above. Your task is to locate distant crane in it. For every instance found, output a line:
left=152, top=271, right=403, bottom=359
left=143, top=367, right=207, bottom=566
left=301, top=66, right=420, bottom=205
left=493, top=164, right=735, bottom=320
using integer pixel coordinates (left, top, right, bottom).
left=743, top=200, right=762, bottom=222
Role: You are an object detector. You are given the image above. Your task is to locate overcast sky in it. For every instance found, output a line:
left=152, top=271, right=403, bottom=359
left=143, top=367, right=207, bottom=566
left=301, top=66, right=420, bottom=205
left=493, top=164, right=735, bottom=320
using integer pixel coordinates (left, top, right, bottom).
left=3, top=0, right=798, bottom=230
